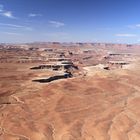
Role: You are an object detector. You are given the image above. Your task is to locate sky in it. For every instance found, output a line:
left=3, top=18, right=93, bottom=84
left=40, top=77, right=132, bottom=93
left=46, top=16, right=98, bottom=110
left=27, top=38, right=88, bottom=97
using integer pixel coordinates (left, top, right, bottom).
left=0, top=0, right=140, bottom=43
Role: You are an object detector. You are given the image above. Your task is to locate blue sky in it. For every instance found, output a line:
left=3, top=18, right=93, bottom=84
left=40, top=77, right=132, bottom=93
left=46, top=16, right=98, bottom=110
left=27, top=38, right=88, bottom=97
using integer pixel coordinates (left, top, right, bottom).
left=0, top=0, right=140, bottom=43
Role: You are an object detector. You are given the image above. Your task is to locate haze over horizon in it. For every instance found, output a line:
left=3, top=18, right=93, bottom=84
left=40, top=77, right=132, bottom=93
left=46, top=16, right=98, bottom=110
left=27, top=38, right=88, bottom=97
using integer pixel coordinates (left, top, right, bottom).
left=0, top=0, right=140, bottom=43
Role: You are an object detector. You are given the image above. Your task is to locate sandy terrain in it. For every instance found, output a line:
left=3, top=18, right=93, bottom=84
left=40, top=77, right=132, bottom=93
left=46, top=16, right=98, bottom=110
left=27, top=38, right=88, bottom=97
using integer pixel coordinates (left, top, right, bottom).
left=0, top=44, right=140, bottom=140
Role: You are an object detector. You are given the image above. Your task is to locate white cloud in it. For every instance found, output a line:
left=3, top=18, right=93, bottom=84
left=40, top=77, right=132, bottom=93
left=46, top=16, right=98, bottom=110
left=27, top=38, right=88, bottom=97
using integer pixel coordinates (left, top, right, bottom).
left=135, top=24, right=140, bottom=27
left=0, top=23, right=33, bottom=31
left=0, top=4, right=4, bottom=12
left=0, top=4, right=16, bottom=19
left=28, top=13, right=42, bottom=17
left=128, top=24, right=140, bottom=29
left=2, top=11, right=15, bottom=18
left=0, top=23, right=24, bottom=28
left=2, top=32, right=22, bottom=35
left=24, top=27, right=32, bottom=31
left=46, top=32, right=68, bottom=37
left=97, top=27, right=111, bottom=30
left=49, top=20, right=65, bottom=28
left=45, top=32, right=69, bottom=40
left=115, top=34, right=136, bottom=37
